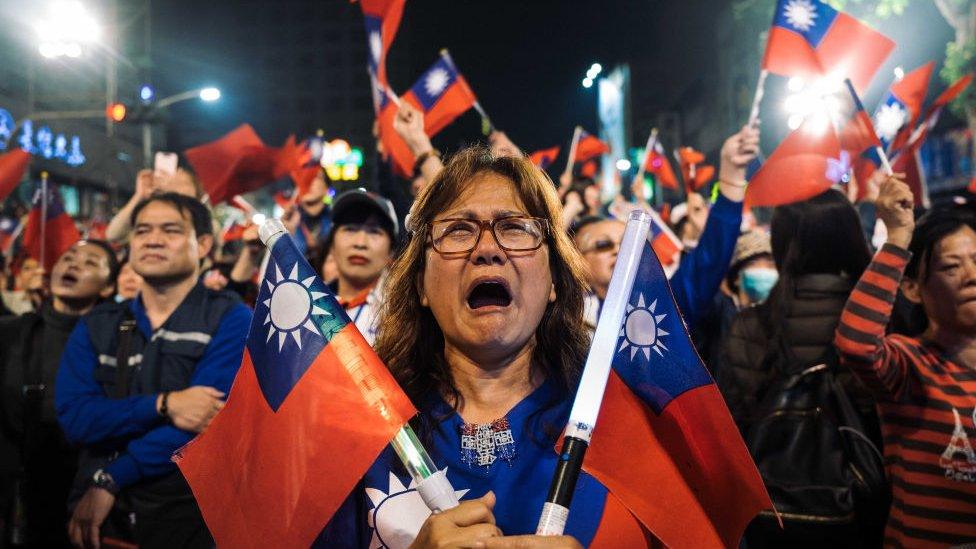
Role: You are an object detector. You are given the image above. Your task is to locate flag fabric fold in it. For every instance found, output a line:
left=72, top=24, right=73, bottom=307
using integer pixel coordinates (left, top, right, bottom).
left=358, top=0, right=406, bottom=112
left=404, top=55, right=478, bottom=137
left=762, top=0, right=894, bottom=92
left=184, top=124, right=305, bottom=205
left=0, top=148, right=30, bottom=202
left=529, top=146, right=560, bottom=170
left=678, top=147, right=714, bottom=191
left=582, top=235, right=771, bottom=548
left=747, top=117, right=842, bottom=206
left=574, top=130, right=610, bottom=163
left=22, top=181, right=80, bottom=271
left=175, top=233, right=416, bottom=547
left=644, top=142, right=679, bottom=190
left=875, top=62, right=934, bottom=154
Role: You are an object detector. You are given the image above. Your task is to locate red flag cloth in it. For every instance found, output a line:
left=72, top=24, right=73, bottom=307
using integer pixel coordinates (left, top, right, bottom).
left=377, top=100, right=417, bottom=179
left=358, top=0, right=406, bottom=110
left=222, top=222, right=247, bottom=242
left=649, top=209, right=683, bottom=266
left=574, top=130, right=610, bottom=162
left=880, top=62, right=935, bottom=154
left=580, top=159, right=598, bottom=179
left=747, top=117, right=842, bottom=206
left=22, top=182, right=80, bottom=271
left=175, top=233, right=416, bottom=547
left=289, top=141, right=320, bottom=197
left=0, top=149, right=30, bottom=202
left=644, top=143, right=679, bottom=190
left=968, top=177, right=976, bottom=195
left=678, top=147, right=714, bottom=191
left=762, top=0, right=894, bottom=92
left=891, top=145, right=929, bottom=209
left=529, top=146, right=560, bottom=170
left=403, top=55, right=478, bottom=137
left=0, top=216, right=22, bottom=255
left=184, top=125, right=304, bottom=205
left=837, top=79, right=882, bottom=156
left=583, top=239, right=771, bottom=547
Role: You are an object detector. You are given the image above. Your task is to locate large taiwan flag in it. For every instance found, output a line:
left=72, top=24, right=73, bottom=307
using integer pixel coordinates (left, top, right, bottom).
left=583, top=233, right=771, bottom=547
left=176, top=229, right=416, bottom=547
left=22, top=180, right=80, bottom=271
left=762, top=0, right=894, bottom=91
left=403, top=53, right=478, bottom=137
left=358, top=0, right=406, bottom=112
left=874, top=62, right=934, bottom=154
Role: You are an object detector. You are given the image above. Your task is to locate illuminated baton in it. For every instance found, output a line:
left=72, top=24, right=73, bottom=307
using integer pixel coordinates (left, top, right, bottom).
left=257, top=219, right=460, bottom=513
left=536, top=210, right=651, bottom=535
left=38, top=171, right=49, bottom=270
left=439, top=49, right=493, bottom=134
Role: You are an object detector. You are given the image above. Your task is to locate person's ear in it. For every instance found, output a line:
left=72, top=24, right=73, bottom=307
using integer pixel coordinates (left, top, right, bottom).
left=197, top=234, right=214, bottom=260
left=900, top=277, right=922, bottom=304
left=549, top=282, right=557, bottom=303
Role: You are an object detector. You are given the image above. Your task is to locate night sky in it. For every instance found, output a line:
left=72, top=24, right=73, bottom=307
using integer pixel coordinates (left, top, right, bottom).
left=151, top=0, right=956, bottom=159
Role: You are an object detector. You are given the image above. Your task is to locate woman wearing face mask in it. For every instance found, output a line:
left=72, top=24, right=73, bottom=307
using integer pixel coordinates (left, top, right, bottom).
left=717, top=190, right=879, bottom=439
left=0, top=240, right=119, bottom=546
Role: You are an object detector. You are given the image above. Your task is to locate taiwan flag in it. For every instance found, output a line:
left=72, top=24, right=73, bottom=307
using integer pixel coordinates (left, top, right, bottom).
left=644, top=142, right=679, bottom=190
left=583, top=231, right=771, bottom=547
left=874, top=62, right=934, bottom=154
left=403, top=54, right=478, bottom=137
left=185, top=125, right=306, bottom=205
left=574, top=130, right=610, bottom=162
left=358, top=0, right=406, bottom=112
left=0, top=148, right=29, bottom=202
left=648, top=209, right=682, bottom=266
left=22, top=180, right=80, bottom=271
left=837, top=79, right=882, bottom=159
left=529, top=146, right=560, bottom=170
left=0, top=216, right=21, bottom=255
left=762, top=0, right=894, bottom=92
left=175, top=231, right=417, bottom=547
left=677, top=147, right=715, bottom=191
left=746, top=116, right=843, bottom=206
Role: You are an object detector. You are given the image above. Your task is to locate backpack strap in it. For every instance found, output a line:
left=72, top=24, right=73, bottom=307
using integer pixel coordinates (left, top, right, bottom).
left=113, top=309, right=137, bottom=399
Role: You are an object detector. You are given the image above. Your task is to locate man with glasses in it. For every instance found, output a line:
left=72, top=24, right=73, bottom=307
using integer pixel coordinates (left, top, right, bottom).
left=572, top=216, right=626, bottom=330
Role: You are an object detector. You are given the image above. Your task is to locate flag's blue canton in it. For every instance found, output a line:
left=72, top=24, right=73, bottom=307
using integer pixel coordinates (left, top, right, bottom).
left=32, top=183, right=67, bottom=219
left=410, top=58, right=459, bottom=111
left=875, top=93, right=907, bottom=151
left=363, top=15, right=382, bottom=72
left=649, top=218, right=665, bottom=239
left=611, top=243, right=712, bottom=414
left=772, top=0, right=837, bottom=47
left=247, top=236, right=350, bottom=411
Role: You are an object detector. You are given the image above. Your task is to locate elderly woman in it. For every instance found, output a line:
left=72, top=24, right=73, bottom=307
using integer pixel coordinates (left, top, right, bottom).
left=320, top=147, right=655, bottom=547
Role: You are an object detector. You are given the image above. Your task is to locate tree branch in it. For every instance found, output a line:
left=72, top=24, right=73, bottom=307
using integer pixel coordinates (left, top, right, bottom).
left=933, top=0, right=965, bottom=33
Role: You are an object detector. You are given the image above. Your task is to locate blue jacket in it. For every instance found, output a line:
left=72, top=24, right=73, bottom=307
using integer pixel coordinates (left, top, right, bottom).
left=54, top=285, right=251, bottom=489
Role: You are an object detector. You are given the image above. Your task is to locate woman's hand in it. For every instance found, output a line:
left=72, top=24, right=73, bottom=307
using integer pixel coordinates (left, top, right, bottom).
left=483, top=535, right=583, bottom=549
left=410, top=492, right=502, bottom=549
left=876, top=174, right=914, bottom=249
left=394, top=102, right=434, bottom=157
left=717, top=125, right=760, bottom=202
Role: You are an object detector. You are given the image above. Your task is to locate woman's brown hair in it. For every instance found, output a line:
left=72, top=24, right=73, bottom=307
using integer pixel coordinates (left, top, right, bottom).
left=374, top=146, right=591, bottom=417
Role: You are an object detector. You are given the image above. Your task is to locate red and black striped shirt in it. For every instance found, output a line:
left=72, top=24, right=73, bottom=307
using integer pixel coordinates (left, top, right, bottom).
left=835, top=244, right=976, bottom=547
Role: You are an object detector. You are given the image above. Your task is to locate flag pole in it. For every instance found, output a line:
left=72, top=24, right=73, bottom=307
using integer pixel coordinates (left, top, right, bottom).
left=536, top=210, right=651, bottom=536
left=633, top=127, right=658, bottom=188
left=439, top=49, right=493, bottom=134
left=747, top=70, right=769, bottom=128
left=562, top=126, right=583, bottom=181
left=38, top=171, right=48, bottom=270
left=257, top=219, right=460, bottom=513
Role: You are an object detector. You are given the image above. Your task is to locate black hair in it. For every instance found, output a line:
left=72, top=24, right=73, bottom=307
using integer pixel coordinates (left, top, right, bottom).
left=130, top=192, right=213, bottom=238
left=762, top=189, right=871, bottom=337
left=332, top=203, right=395, bottom=242
left=569, top=214, right=610, bottom=237
left=905, top=206, right=976, bottom=283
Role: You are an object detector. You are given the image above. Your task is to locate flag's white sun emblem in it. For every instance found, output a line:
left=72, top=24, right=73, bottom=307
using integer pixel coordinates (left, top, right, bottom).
left=784, top=0, right=817, bottom=32
left=424, top=68, right=450, bottom=97
left=618, top=293, right=669, bottom=360
left=263, top=262, right=329, bottom=351
left=366, top=472, right=468, bottom=549
left=875, top=102, right=907, bottom=141
left=369, top=31, right=382, bottom=63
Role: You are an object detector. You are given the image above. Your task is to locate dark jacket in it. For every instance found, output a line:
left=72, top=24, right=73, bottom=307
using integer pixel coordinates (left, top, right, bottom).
left=717, top=273, right=878, bottom=432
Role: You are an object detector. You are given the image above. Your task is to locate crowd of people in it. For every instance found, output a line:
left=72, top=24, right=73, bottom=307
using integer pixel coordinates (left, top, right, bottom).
left=0, top=98, right=973, bottom=548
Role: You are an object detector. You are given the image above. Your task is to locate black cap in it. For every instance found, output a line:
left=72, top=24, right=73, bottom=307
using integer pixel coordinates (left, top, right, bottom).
left=331, top=188, right=399, bottom=238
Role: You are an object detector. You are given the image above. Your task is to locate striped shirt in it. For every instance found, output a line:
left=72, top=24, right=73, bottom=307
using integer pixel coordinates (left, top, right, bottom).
left=835, top=244, right=976, bottom=547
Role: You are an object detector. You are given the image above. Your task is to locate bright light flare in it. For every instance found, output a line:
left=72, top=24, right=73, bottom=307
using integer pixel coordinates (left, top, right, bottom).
left=615, top=159, right=631, bottom=171
left=251, top=213, right=267, bottom=226
left=199, top=87, right=221, bottom=102
left=783, top=77, right=846, bottom=134
left=894, top=66, right=905, bottom=81
left=36, top=1, right=101, bottom=58
left=582, top=77, right=593, bottom=89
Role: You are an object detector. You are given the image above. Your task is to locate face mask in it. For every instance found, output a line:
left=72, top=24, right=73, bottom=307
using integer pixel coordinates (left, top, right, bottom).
left=740, top=267, right=778, bottom=303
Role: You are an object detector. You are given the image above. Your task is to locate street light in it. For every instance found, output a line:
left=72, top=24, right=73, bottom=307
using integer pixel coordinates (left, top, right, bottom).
left=142, top=88, right=222, bottom=163
left=35, top=1, right=101, bottom=59
left=199, top=87, right=221, bottom=102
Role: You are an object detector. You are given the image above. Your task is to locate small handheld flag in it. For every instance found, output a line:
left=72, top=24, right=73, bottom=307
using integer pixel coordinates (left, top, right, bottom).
left=529, top=146, right=560, bottom=170
left=22, top=172, right=80, bottom=271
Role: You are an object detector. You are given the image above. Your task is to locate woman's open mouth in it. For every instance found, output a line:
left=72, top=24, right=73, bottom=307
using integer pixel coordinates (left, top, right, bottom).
left=466, top=279, right=512, bottom=309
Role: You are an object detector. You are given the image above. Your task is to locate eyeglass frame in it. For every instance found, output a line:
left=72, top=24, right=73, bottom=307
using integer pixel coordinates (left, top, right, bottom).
left=426, top=215, right=550, bottom=255
left=580, top=237, right=621, bottom=255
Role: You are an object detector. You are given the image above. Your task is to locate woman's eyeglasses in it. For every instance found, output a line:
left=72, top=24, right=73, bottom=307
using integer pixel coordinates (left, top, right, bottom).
left=581, top=238, right=619, bottom=255
left=428, top=216, right=548, bottom=254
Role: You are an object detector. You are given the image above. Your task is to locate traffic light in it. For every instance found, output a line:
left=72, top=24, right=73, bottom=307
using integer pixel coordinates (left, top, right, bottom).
left=106, top=102, right=127, bottom=123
